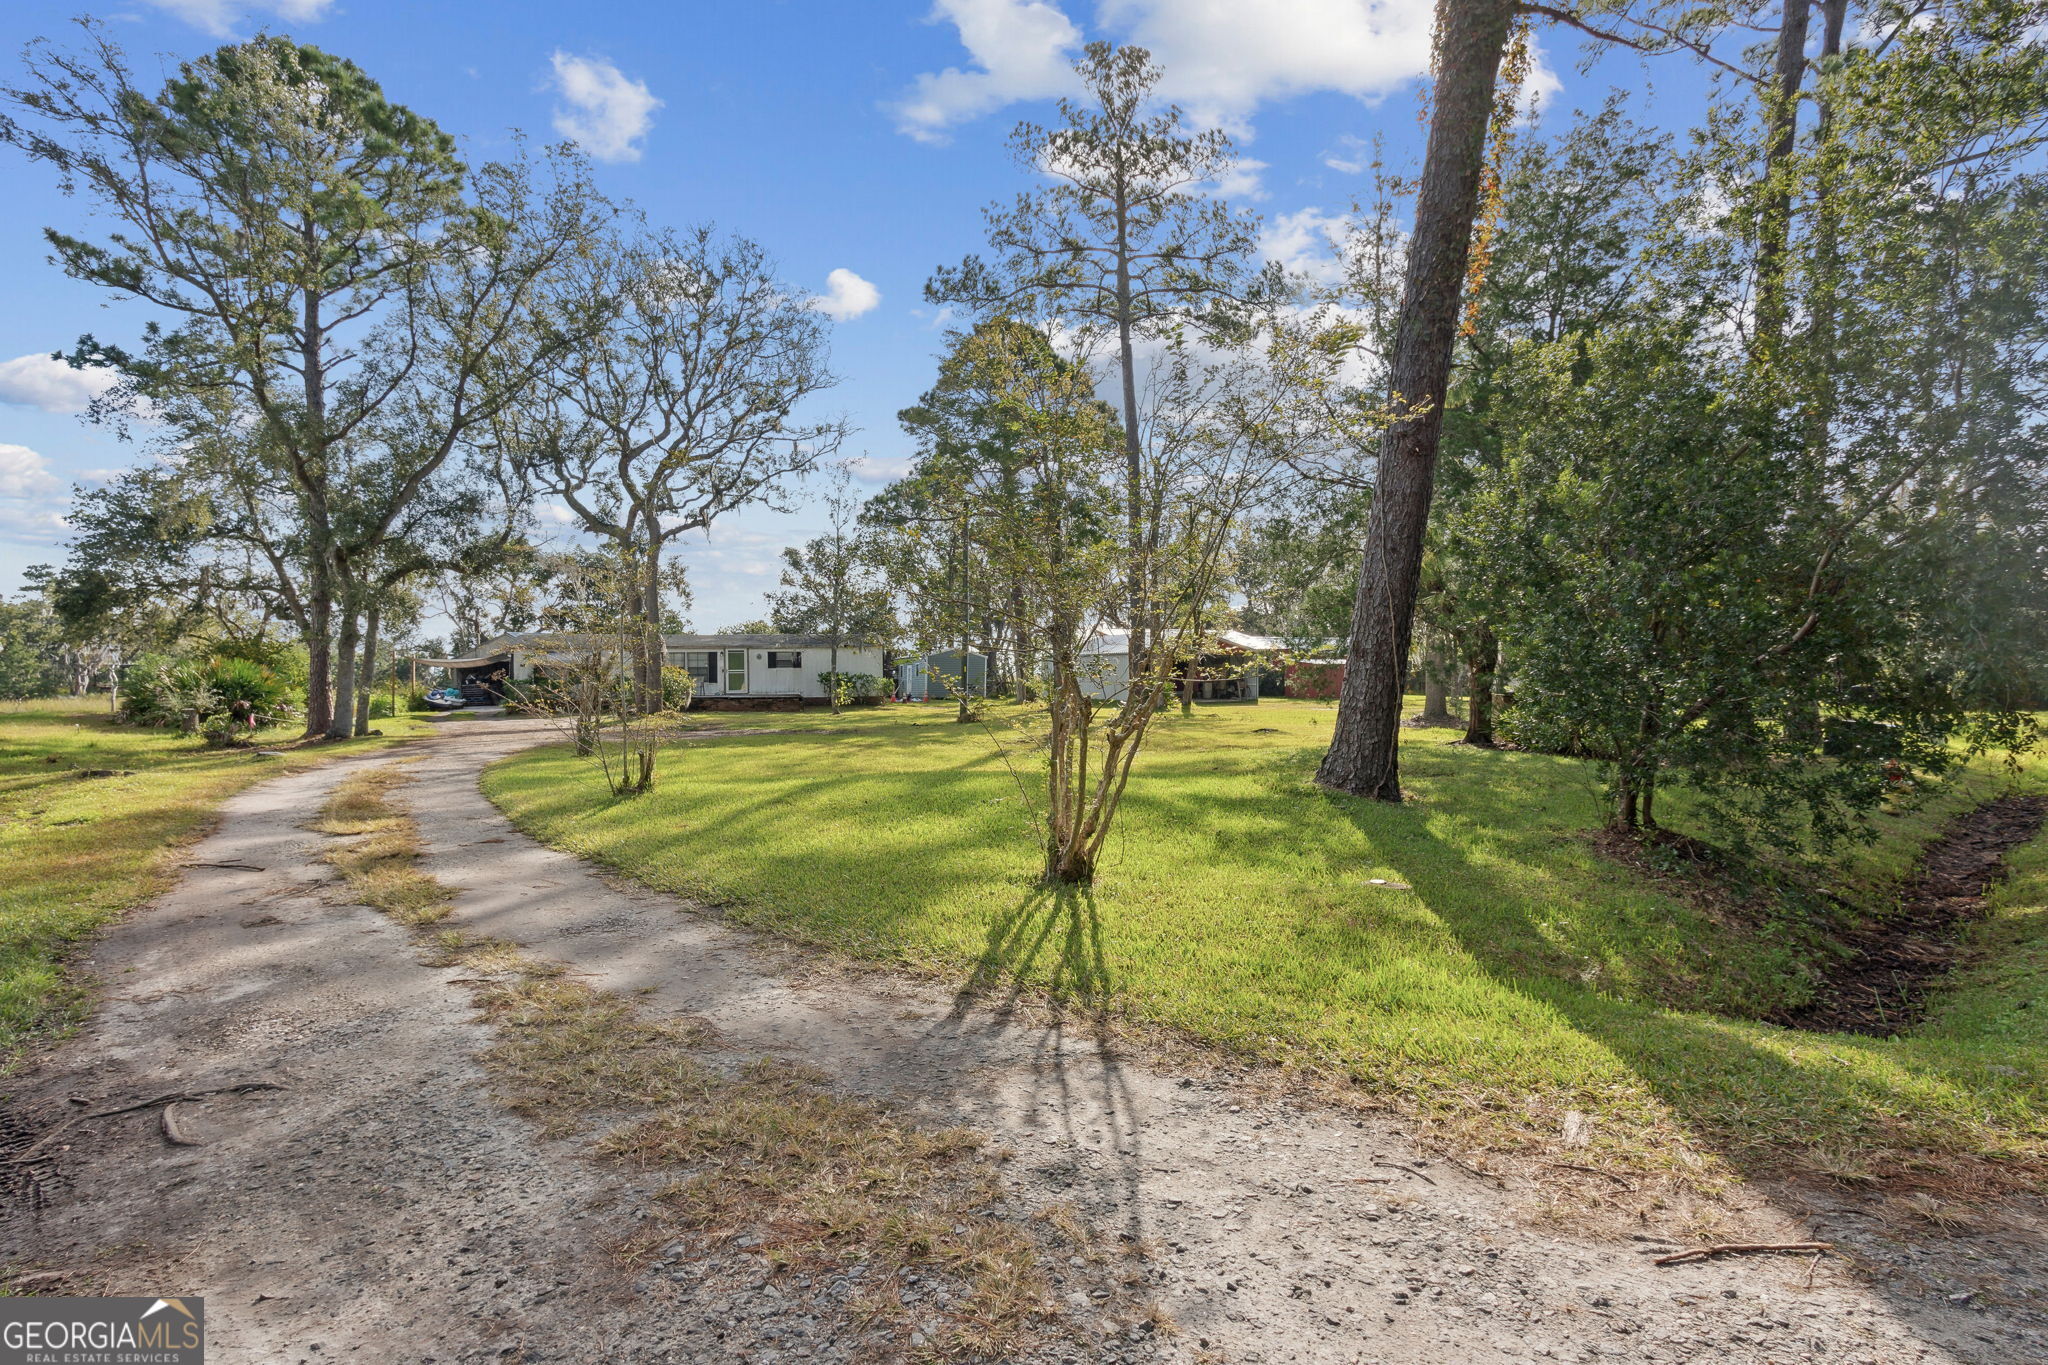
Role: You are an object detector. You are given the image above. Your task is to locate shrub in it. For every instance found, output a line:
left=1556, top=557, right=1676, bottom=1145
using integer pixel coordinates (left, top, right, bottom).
left=203, top=655, right=292, bottom=719
left=122, top=652, right=291, bottom=729
left=662, top=665, right=697, bottom=712
left=122, top=653, right=213, bottom=727
left=817, top=671, right=882, bottom=705
left=209, top=636, right=309, bottom=688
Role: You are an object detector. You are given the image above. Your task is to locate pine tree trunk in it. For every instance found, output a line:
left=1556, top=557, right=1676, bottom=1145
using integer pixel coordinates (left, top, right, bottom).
left=300, top=276, right=336, bottom=740
left=1417, top=639, right=1453, bottom=725
left=1317, top=0, right=1518, bottom=799
left=956, top=517, right=974, bottom=723
left=640, top=541, right=665, bottom=718
left=1465, top=626, right=1498, bottom=746
left=1011, top=580, right=1030, bottom=704
left=1116, top=257, right=1146, bottom=676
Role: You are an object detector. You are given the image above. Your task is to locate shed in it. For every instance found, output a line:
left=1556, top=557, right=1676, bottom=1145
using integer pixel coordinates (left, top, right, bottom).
left=896, top=648, right=988, bottom=701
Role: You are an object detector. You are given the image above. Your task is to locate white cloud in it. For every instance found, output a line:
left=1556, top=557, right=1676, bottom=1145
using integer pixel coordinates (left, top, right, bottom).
left=0, top=354, right=120, bottom=415
left=898, top=0, right=1441, bottom=143
left=536, top=501, right=579, bottom=526
left=1208, top=157, right=1269, bottom=201
left=142, top=0, right=334, bottom=36
left=845, top=454, right=916, bottom=482
left=893, top=0, right=1084, bottom=143
left=549, top=53, right=661, bottom=163
left=810, top=269, right=882, bottom=322
left=1520, top=33, right=1564, bottom=118
left=1261, top=207, right=1353, bottom=286
left=1102, top=0, right=1436, bottom=139
left=0, top=505, right=69, bottom=542
left=1322, top=133, right=1373, bottom=175
left=0, top=444, right=67, bottom=543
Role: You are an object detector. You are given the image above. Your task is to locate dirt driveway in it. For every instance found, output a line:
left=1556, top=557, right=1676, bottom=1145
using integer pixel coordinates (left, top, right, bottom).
left=4, top=715, right=2042, bottom=1363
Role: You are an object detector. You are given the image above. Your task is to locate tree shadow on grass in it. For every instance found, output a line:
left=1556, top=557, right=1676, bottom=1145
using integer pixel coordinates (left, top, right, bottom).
left=949, top=881, right=1112, bottom=1025
left=1313, top=778, right=2048, bottom=1359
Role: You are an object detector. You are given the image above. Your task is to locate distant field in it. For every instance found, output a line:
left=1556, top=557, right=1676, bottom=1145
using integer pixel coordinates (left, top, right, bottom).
left=485, top=700, right=2048, bottom=1188
left=0, top=697, right=431, bottom=1066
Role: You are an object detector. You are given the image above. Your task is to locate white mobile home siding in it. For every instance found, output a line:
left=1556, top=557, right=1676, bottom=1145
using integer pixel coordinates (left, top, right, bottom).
left=663, top=639, right=887, bottom=700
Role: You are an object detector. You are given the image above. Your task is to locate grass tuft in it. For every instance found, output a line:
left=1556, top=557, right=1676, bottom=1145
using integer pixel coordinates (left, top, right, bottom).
left=315, top=768, right=454, bottom=926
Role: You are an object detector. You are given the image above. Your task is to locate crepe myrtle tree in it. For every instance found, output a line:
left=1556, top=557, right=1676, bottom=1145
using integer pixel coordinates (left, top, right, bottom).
left=525, top=549, right=695, bottom=795
left=920, top=318, right=1299, bottom=883
left=927, top=42, right=1278, bottom=681
left=502, top=223, right=846, bottom=714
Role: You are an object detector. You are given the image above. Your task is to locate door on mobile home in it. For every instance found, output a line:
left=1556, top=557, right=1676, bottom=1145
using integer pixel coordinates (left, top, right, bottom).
left=724, top=649, right=748, bottom=695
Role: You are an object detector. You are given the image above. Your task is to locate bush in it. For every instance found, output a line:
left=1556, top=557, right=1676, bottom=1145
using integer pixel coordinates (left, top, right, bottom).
left=209, top=636, right=309, bottom=689
left=500, top=679, right=542, bottom=715
left=121, top=653, right=212, bottom=727
left=122, top=652, right=291, bottom=730
left=203, top=655, right=292, bottom=717
left=818, top=671, right=882, bottom=705
left=662, top=665, right=697, bottom=712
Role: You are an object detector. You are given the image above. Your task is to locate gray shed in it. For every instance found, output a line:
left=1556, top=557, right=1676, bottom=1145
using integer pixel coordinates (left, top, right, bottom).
left=895, top=648, right=988, bottom=701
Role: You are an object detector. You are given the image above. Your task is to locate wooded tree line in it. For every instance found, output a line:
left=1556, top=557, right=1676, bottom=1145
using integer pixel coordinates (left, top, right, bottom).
left=2, top=2, right=2044, bottom=879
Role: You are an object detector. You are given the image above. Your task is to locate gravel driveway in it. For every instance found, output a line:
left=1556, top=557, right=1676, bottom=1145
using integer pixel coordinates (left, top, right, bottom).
left=4, top=714, right=2040, bottom=1364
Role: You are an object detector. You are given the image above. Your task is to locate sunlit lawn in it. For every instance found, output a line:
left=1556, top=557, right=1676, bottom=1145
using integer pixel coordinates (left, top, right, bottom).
left=0, top=697, right=431, bottom=1066
left=485, top=699, right=2048, bottom=1185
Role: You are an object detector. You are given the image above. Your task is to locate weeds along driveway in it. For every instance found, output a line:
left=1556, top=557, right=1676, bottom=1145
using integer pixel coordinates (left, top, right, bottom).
left=0, top=713, right=2037, bottom=1364
left=0, top=740, right=698, bottom=1364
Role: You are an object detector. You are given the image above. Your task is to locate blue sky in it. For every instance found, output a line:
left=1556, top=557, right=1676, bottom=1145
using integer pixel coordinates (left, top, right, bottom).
left=0, top=0, right=1703, bottom=635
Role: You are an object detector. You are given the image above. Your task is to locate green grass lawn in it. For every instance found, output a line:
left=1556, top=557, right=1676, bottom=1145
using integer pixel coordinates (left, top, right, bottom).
left=0, top=697, right=431, bottom=1067
left=483, top=700, right=2048, bottom=1190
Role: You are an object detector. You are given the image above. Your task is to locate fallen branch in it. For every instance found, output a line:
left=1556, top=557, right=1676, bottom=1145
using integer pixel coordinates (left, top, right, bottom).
left=84, top=1081, right=285, bottom=1121
left=1654, top=1241, right=1833, bottom=1266
left=1426, top=1146, right=1503, bottom=1187
left=1373, top=1159, right=1437, bottom=1186
left=160, top=1102, right=201, bottom=1147
left=193, top=861, right=266, bottom=872
left=7, top=1083, right=284, bottom=1165
left=5, top=1269, right=80, bottom=1291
